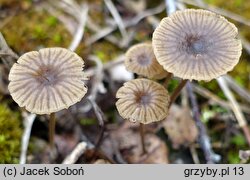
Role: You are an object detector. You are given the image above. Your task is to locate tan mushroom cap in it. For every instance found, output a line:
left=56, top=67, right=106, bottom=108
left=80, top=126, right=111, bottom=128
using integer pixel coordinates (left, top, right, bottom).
left=125, top=43, right=166, bottom=79
left=152, top=9, right=242, bottom=81
left=8, top=47, right=87, bottom=114
left=116, top=78, right=170, bottom=124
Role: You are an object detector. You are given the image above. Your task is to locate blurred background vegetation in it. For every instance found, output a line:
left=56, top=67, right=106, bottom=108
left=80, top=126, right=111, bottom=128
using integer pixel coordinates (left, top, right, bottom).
left=0, top=0, right=249, bottom=164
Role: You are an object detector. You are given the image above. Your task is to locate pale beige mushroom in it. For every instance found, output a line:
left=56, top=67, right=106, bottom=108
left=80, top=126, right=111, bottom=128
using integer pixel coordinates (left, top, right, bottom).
left=125, top=43, right=167, bottom=79
left=8, top=47, right=87, bottom=115
left=152, top=9, right=242, bottom=81
left=8, top=47, right=88, bottom=148
left=116, top=78, right=170, bottom=124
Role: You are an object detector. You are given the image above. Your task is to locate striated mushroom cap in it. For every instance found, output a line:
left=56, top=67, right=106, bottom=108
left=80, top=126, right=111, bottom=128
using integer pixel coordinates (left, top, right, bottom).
left=152, top=9, right=242, bottom=81
left=116, top=78, right=170, bottom=124
left=8, top=47, right=88, bottom=114
left=125, top=43, right=166, bottom=79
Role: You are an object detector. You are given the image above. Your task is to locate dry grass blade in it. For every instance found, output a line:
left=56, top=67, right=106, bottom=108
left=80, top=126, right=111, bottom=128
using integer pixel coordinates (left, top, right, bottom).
left=88, top=55, right=106, bottom=100
left=193, top=84, right=250, bottom=114
left=180, top=0, right=250, bottom=26
left=186, top=82, right=221, bottom=163
left=86, top=3, right=165, bottom=45
left=239, top=35, right=250, bottom=55
left=85, top=55, right=125, bottom=78
left=165, top=0, right=177, bottom=15
left=86, top=26, right=115, bottom=46
left=0, top=33, right=18, bottom=69
left=62, top=141, right=88, bottom=164
left=68, top=4, right=89, bottom=51
left=104, top=0, right=128, bottom=39
left=224, top=75, right=250, bottom=104
left=20, top=113, right=36, bottom=164
left=217, top=77, right=250, bottom=147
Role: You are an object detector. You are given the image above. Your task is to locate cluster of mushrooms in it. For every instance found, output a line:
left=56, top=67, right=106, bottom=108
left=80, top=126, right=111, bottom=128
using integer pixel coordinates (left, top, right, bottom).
left=8, top=9, right=242, bottom=153
left=116, top=9, right=241, bottom=153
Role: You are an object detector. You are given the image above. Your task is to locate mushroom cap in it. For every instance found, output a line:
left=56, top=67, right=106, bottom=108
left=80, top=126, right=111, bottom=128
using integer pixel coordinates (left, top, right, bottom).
left=116, top=78, right=170, bottom=124
left=8, top=47, right=87, bottom=114
left=152, top=9, right=242, bottom=81
left=125, top=43, right=166, bottom=79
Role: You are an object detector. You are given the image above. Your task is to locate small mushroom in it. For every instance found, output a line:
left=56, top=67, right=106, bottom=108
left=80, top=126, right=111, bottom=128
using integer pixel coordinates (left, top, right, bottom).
left=152, top=9, right=242, bottom=104
left=8, top=47, right=88, bottom=148
left=116, top=78, right=170, bottom=124
left=125, top=43, right=167, bottom=79
left=152, top=9, right=242, bottom=81
left=8, top=47, right=87, bottom=114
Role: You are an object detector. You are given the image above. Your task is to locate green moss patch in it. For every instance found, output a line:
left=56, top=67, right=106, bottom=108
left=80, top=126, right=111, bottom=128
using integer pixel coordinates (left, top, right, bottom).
left=0, top=104, right=22, bottom=163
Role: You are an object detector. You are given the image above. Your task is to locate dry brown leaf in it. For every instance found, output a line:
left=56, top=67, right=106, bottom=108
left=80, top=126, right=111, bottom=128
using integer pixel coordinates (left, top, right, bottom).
left=164, top=105, right=198, bottom=149
left=113, top=122, right=168, bottom=164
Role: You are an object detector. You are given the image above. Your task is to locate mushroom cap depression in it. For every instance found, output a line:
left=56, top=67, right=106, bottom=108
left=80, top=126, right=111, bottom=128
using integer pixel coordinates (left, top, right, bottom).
left=8, top=47, right=87, bottom=114
left=116, top=78, right=170, bottom=124
left=152, top=9, right=242, bottom=81
left=125, top=43, right=167, bottom=79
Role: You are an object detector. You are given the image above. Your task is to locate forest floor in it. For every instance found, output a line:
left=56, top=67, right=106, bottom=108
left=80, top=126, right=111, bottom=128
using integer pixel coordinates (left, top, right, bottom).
left=0, top=0, right=250, bottom=164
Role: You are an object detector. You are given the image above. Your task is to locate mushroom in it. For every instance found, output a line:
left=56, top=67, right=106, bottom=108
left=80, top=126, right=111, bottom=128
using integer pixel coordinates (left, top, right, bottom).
left=125, top=43, right=167, bottom=79
left=8, top=47, right=88, bottom=147
left=116, top=78, right=170, bottom=153
left=152, top=9, right=242, bottom=103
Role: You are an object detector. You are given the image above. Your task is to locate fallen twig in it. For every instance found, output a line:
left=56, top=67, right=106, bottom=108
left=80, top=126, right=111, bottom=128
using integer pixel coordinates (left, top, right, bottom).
left=104, top=0, right=128, bottom=39
left=40, top=2, right=77, bottom=35
left=187, top=82, right=221, bottom=163
left=224, top=75, right=250, bottom=104
left=86, top=3, right=165, bottom=45
left=165, top=0, right=177, bottom=15
left=189, top=144, right=200, bottom=164
left=87, top=55, right=106, bottom=100
left=239, top=35, right=250, bottom=55
left=68, top=4, right=88, bottom=51
left=0, top=32, right=18, bottom=69
left=87, top=96, right=106, bottom=161
left=20, top=113, right=36, bottom=164
left=62, top=141, right=88, bottom=164
left=180, top=0, right=250, bottom=26
left=193, top=84, right=250, bottom=114
left=217, top=77, right=250, bottom=147
left=85, top=54, right=125, bottom=79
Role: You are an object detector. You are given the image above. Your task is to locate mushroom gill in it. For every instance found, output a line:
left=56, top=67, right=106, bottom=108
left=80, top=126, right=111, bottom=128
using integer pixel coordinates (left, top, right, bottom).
left=152, top=9, right=242, bottom=81
left=8, top=47, right=87, bottom=114
left=116, top=78, right=170, bottom=124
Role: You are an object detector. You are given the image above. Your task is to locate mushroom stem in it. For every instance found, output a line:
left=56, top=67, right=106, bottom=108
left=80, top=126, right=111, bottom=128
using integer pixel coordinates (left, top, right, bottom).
left=170, top=79, right=188, bottom=105
left=140, top=123, right=147, bottom=154
left=163, top=73, right=173, bottom=87
left=49, top=113, right=56, bottom=148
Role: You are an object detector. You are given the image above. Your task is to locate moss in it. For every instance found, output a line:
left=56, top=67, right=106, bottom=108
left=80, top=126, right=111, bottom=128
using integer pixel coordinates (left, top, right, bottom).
left=204, top=0, right=250, bottom=18
left=229, top=60, right=250, bottom=90
left=0, top=104, right=22, bottom=163
left=0, top=0, right=31, bottom=8
left=80, top=118, right=97, bottom=126
left=0, top=9, right=71, bottom=52
left=92, top=41, right=122, bottom=63
left=228, top=150, right=240, bottom=163
left=200, top=0, right=250, bottom=91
